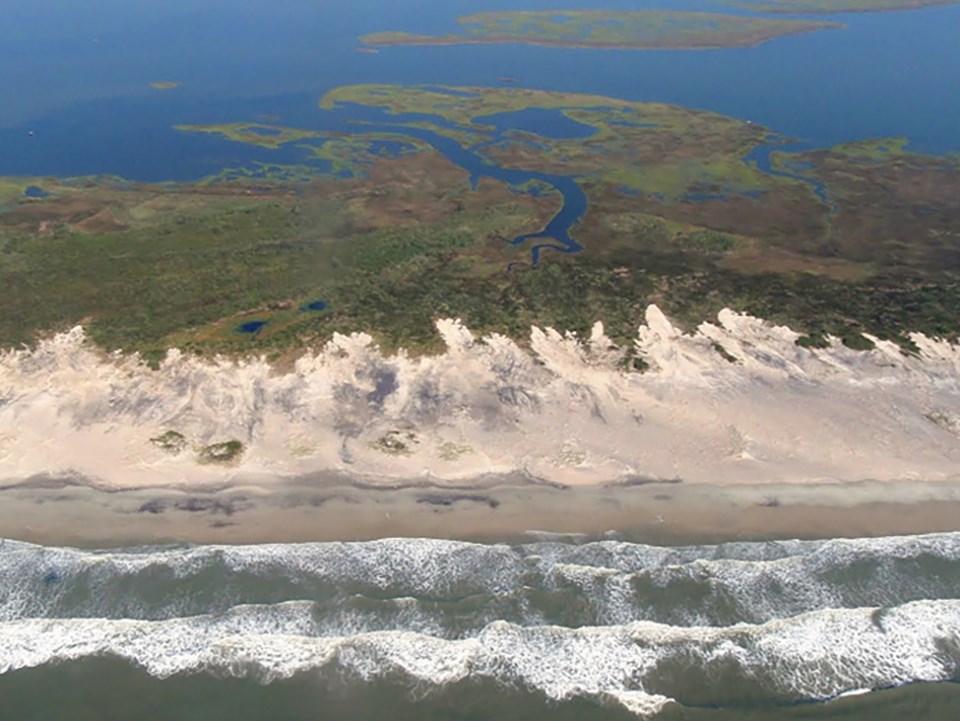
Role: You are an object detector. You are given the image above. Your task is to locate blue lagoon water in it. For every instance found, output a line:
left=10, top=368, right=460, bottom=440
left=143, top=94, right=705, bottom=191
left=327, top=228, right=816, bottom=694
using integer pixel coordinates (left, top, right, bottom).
left=236, top=320, right=268, bottom=334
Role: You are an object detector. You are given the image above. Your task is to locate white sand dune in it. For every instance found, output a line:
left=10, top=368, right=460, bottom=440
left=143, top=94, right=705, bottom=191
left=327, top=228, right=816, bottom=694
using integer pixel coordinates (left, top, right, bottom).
left=1, top=305, right=959, bottom=490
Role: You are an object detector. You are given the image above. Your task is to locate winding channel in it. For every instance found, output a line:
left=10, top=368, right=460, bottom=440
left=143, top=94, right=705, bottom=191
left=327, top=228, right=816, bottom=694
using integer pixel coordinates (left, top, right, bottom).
left=323, top=107, right=589, bottom=267
left=324, top=109, right=840, bottom=267
left=746, top=141, right=838, bottom=218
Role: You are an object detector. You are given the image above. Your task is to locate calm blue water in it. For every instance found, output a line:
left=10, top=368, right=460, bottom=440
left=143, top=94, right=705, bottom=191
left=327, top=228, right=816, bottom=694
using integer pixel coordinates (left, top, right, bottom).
left=236, top=320, right=268, bottom=334
left=475, top=108, right=597, bottom=139
left=1, top=0, right=957, bottom=177
left=746, top=142, right=832, bottom=204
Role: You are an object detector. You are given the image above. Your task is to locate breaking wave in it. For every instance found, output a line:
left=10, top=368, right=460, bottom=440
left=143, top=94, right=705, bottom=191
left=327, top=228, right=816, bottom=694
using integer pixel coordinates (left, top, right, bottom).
left=3, top=533, right=960, bottom=717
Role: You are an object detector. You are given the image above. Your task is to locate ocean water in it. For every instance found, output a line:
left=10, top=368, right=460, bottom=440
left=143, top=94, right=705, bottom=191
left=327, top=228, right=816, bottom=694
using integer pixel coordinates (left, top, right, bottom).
left=2, top=533, right=959, bottom=719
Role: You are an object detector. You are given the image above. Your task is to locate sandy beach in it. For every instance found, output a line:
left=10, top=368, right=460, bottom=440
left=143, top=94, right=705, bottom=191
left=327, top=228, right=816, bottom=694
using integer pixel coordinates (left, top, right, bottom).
left=3, top=474, right=960, bottom=548
left=3, top=305, right=960, bottom=544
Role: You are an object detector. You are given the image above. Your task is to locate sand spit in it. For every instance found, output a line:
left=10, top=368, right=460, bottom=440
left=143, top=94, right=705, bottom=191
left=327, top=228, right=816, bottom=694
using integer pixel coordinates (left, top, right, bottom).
left=2, top=305, right=960, bottom=491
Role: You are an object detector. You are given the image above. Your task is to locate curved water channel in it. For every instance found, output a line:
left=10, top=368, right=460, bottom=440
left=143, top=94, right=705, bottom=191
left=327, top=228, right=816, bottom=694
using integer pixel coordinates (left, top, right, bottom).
left=745, top=141, right=837, bottom=218
left=324, top=107, right=842, bottom=267
left=323, top=106, right=589, bottom=267
left=371, top=124, right=587, bottom=266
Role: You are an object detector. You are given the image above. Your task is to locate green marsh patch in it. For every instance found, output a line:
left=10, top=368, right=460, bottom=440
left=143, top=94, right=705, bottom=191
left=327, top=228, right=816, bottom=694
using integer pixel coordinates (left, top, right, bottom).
left=716, top=0, right=957, bottom=13
left=174, top=123, right=319, bottom=150
left=360, top=10, right=841, bottom=50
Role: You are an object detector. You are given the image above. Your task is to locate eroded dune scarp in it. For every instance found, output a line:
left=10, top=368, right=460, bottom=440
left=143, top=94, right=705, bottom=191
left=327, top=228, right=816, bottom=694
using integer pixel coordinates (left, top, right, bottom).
left=2, top=305, right=960, bottom=489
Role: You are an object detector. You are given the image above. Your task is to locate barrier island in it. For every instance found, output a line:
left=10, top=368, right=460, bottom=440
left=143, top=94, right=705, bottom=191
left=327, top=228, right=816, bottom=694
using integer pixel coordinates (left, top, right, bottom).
left=360, top=10, right=842, bottom=50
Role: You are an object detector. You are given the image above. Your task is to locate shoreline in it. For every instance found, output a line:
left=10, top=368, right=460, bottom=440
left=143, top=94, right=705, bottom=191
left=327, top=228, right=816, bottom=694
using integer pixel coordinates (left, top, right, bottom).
left=3, top=476, right=960, bottom=548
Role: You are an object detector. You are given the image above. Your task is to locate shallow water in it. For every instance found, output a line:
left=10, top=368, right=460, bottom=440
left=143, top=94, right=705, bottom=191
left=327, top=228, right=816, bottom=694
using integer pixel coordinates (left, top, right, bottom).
left=2, top=533, right=959, bottom=719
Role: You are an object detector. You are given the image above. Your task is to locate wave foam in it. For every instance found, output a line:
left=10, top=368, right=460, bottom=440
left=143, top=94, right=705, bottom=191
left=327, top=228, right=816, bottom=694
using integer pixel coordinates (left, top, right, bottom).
left=0, top=600, right=957, bottom=715
left=3, top=533, right=960, bottom=629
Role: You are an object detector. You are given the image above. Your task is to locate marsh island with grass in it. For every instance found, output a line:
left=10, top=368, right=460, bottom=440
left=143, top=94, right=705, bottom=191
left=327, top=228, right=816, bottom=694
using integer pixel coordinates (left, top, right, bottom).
left=360, top=10, right=842, bottom=50
left=716, top=0, right=959, bottom=13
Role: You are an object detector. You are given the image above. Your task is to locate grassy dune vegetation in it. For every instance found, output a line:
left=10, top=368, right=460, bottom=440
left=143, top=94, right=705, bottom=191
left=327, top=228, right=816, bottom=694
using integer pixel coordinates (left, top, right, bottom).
left=360, top=10, right=841, bottom=50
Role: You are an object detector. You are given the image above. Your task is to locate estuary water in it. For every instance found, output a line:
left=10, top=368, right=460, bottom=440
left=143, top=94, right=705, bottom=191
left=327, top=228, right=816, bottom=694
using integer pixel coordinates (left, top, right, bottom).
left=0, top=0, right=958, bottom=182
left=2, top=533, right=960, bottom=720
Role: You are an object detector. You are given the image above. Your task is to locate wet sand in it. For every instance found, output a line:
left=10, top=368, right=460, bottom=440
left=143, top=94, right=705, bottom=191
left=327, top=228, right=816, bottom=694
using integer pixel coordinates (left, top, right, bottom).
left=4, top=475, right=960, bottom=548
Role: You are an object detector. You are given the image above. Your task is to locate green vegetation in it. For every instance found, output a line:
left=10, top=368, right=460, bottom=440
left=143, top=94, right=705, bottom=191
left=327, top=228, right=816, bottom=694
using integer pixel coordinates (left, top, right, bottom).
left=0, top=178, right=34, bottom=206
left=174, top=123, right=319, bottom=149
left=198, top=440, right=245, bottom=464
left=360, top=11, right=841, bottom=50
left=677, top=229, right=737, bottom=255
left=796, top=332, right=830, bottom=349
left=1, top=172, right=958, bottom=361
left=437, top=441, right=474, bottom=461
left=0, top=164, right=551, bottom=358
left=2, top=86, right=959, bottom=362
left=150, top=430, right=188, bottom=452
left=823, top=137, right=910, bottom=161
left=320, top=84, right=779, bottom=199
left=716, top=0, right=957, bottom=13
left=307, top=134, right=427, bottom=176
left=711, top=341, right=740, bottom=364
left=841, top=331, right=877, bottom=351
